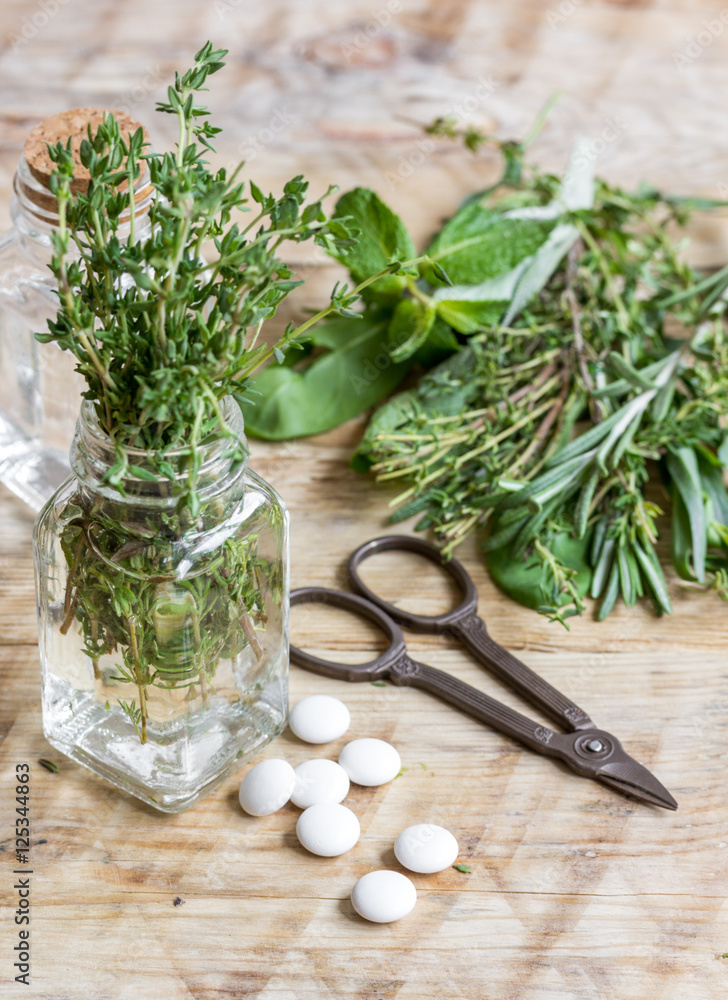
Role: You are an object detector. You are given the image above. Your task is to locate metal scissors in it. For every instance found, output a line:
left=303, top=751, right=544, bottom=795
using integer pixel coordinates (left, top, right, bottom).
left=290, top=534, right=677, bottom=811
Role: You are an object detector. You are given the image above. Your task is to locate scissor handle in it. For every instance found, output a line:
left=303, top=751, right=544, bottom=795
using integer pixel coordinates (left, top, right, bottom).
left=289, top=587, right=577, bottom=763
left=449, top=615, right=594, bottom=732
left=347, top=535, right=594, bottom=733
left=347, top=535, right=477, bottom=632
left=290, top=587, right=407, bottom=682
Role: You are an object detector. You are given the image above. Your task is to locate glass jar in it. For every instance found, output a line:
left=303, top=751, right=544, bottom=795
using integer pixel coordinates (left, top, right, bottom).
left=34, top=397, right=289, bottom=812
left=0, top=108, right=153, bottom=510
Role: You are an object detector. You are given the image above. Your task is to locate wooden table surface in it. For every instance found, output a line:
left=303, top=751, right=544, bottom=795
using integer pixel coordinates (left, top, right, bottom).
left=1, top=2, right=728, bottom=998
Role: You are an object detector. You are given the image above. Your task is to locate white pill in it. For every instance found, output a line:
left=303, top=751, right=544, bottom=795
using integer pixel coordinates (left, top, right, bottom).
left=291, top=759, right=350, bottom=808
left=394, top=823, right=459, bottom=874
left=351, top=870, right=417, bottom=923
left=338, top=738, right=401, bottom=786
left=289, top=695, right=351, bottom=744
left=296, top=802, right=360, bottom=857
left=238, top=758, right=295, bottom=816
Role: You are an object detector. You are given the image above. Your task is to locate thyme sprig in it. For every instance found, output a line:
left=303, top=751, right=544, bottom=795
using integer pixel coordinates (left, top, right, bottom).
left=35, top=45, right=419, bottom=745
left=37, top=42, right=399, bottom=513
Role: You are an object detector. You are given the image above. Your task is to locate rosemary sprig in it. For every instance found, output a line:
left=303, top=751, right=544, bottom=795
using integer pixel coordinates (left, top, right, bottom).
left=350, top=135, right=728, bottom=621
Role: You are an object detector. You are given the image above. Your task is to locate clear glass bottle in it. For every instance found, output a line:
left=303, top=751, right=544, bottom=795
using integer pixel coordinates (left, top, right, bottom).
left=0, top=108, right=153, bottom=510
left=34, top=397, right=289, bottom=812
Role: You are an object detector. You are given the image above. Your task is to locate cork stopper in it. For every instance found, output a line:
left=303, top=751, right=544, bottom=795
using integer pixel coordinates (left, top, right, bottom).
left=20, top=107, right=152, bottom=217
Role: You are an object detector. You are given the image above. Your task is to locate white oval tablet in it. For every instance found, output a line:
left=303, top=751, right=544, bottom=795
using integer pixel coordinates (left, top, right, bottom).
left=394, top=823, right=459, bottom=874
left=289, top=695, right=351, bottom=744
left=291, top=759, right=350, bottom=808
left=351, top=870, right=417, bottom=923
left=238, top=758, right=295, bottom=816
left=296, top=802, right=360, bottom=857
left=338, top=738, right=401, bottom=786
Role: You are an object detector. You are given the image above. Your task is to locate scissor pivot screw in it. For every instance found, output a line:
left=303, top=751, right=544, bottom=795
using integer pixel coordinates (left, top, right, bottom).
left=585, top=739, right=604, bottom=753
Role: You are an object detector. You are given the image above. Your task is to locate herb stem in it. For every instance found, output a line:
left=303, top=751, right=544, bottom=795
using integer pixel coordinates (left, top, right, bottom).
left=127, top=616, right=148, bottom=744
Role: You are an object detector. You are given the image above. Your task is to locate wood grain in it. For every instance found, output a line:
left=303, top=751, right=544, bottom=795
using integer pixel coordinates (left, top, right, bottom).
left=1, top=2, right=728, bottom=998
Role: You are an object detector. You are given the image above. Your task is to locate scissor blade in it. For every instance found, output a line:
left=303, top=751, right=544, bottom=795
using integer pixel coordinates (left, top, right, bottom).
left=597, top=759, right=678, bottom=811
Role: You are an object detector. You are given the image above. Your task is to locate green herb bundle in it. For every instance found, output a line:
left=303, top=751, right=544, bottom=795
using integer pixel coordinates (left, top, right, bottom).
left=247, top=121, right=728, bottom=623
left=37, top=44, right=393, bottom=743
left=41, top=43, right=374, bottom=513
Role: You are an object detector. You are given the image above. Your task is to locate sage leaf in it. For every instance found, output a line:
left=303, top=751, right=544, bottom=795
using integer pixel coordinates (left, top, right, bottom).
left=697, top=454, right=728, bottom=526
left=670, top=488, right=693, bottom=582
left=351, top=388, right=422, bottom=472
left=502, top=141, right=595, bottom=325
left=242, top=314, right=410, bottom=440
left=503, top=223, right=579, bottom=326
left=487, top=530, right=591, bottom=611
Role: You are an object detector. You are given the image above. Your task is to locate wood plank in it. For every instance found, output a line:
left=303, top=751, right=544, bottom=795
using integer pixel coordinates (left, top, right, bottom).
left=0, top=2, right=727, bottom=998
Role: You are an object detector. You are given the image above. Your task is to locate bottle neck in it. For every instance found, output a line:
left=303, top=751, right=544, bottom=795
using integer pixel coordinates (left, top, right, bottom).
left=10, top=152, right=154, bottom=252
left=70, top=397, right=248, bottom=509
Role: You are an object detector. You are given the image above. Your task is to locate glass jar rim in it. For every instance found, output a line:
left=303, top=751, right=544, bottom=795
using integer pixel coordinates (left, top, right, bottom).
left=71, top=396, right=248, bottom=505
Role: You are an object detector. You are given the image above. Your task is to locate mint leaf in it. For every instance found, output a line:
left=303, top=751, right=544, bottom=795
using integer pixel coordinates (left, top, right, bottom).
left=329, top=188, right=416, bottom=302
left=424, top=202, right=553, bottom=285
left=453, top=864, right=472, bottom=873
